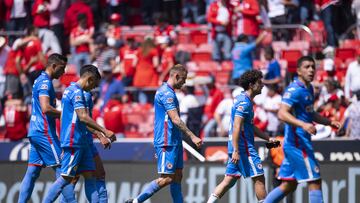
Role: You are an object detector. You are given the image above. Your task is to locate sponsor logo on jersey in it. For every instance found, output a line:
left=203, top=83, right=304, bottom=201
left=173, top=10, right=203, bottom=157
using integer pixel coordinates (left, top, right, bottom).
left=167, top=98, right=174, bottom=103
left=40, top=84, right=48, bottom=90
left=75, top=96, right=82, bottom=102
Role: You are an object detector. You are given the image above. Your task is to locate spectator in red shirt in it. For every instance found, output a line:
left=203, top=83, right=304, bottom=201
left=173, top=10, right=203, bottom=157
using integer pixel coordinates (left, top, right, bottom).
left=4, top=96, right=28, bottom=141
left=158, top=38, right=175, bottom=84
left=105, top=13, right=123, bottom=48
left=103, top=99, right=124, bottom=137
left=3, top=40, right=23, bottom=98
left=63, top=0, right=94, bottom=35
left=70, top=13, right=93, bottom=73
left=234, top=0, right=260, bottom=40
left=20, top=26, right=46, bottom=84
left=119, top=36, right=139, bottom=86
left=203, top=78, right=225, bottom=137
left=154, top=15, right=177, bottom=47
left=207, top=0, right=234, bottom=61
left=32, top=0, right=50, bottom=28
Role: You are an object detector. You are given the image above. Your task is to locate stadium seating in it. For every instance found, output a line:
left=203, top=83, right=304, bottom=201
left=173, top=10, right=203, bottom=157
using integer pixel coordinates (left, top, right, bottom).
left=281, top=49, right=303, bottom=72
left=335, top=48, right=356, bottom=62
left=190, top=30, right=208, bottom=46
left=192, top=44, right=212, bottom=62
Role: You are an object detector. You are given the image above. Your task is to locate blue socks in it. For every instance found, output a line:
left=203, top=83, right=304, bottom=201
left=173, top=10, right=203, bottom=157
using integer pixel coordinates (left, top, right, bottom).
left=170, top=183, right=183, bottom=203
left=96, top=179, right=108, bottom=203
left=59, top=183, right=76, bottom=203
left=43, top=176, right=69, bottom=203
left=136, top=180, right=161, bottom=202
left=84, top=178, right=99, bottom=203
left=309, top=190, right=323, bottom=203
left=264, top=187, right=286, bottom=203
left=18, top=165, right=42, bottom=203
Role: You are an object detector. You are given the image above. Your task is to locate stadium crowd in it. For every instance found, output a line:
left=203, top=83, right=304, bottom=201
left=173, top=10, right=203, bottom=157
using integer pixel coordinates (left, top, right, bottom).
left=0, top=0, right=359, bottom=142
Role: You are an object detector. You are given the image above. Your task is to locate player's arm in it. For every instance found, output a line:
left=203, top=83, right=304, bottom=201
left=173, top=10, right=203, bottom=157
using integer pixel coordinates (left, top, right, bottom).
left=86, top=126, right=112, bottom=149
left=313, top=112, right=341, bottom=129
left=39, top=96, right=61, bottom=118
left=278, top=103, right=316, bottom=135
left=253, top=126, right=270, bottom=141
left=167, top=109, right=202, bottom=148
left=231, top=116, right=242, bottom=164
left=75, top=108, right=116, bottom=142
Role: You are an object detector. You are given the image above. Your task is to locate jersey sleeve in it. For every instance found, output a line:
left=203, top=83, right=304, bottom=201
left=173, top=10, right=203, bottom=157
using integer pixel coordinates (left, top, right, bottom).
left=73, top=90, right=86, bottom=110
left=234, top=100, right=250, bottom=118
left=282, top=87, right=299, bottom=107
left=38, top=80, right=52, bottom=97
left=160, top=91, right=177, bottom=111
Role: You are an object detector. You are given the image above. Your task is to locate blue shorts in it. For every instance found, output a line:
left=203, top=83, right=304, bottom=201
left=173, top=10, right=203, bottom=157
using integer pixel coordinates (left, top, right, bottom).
left=89, top=142, right=99, bottom=157
left=60, top=147, right=95, bottom=177
left=278, top=145, right=321, bottom=183
left=225, top=147, right=264, bottom=178
left=155, top=145, right=183, bottom=174
left=28, top=136, right=62, bottom=167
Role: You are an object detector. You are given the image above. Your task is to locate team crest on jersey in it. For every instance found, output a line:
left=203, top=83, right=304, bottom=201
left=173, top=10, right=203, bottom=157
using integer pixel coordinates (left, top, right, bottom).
left=237, top=106, right=244, bottom=112
left=167, top=98, right=174, bottom=103
left=314, top=166, right=320, bottom=173
left=75, top=96, right=81, bottom=102
left=257, top=163, right=263, bottom=169
left=40, top=84, right=48, bottom=90
left=167, top=163, right=173, bottom=169
left=283, top=92, right=291, bottom=99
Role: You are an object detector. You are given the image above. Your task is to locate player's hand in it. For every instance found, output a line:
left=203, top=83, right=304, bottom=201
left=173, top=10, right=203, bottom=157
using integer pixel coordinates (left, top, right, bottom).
left=99, top=136, right=111, bottom=149
left=104, top=129, right=116, bottom=142
left=302, top=122, right=317, bottom=135
left=330, top=120, right=341, bottom=129
left=266, top=138, right=281, bottom=149
left=191, top=136, right=202, bottom=149
left=231, top=151, right=240, bottom=164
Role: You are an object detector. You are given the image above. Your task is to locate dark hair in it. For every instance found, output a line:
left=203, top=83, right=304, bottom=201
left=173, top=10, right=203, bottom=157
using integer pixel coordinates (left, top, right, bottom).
left=26, top=25, right=37, bottom=36
left=77, top=13, right=87, bottom=22
left=80, top=64, right=101, bottom=80
left=264, top=46, right=274, bottom=58
left=236, top=34, right=248, bottom=43
left=169, top=64, right=187, bottom=76
left=297, top=56, right=315, bottom=69
left=46, top=53, right=67, bottom=67
left=238, top=69, right=263, bottom=90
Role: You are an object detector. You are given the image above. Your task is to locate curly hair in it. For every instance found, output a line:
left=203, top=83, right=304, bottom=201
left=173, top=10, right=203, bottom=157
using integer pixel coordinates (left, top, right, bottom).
left=238, top=69, right=263, bottom=90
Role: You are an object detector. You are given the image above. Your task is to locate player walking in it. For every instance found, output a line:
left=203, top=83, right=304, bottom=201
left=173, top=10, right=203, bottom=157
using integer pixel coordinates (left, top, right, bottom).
left=43, top=65, right=115, bottom=203
left=207, top=70, right=280, bottom=203
left=18, top=54, right=75, bottom=203
left=264, top=56, right=341, bottom=203
left=126, top=64, right=202, bottom=203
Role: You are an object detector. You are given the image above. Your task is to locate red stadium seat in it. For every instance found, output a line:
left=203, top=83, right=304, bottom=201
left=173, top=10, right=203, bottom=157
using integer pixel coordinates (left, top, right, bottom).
left=253, top=60, right=266, bottom=70
left=341, top=39, right=360, bottom=49
left=177, top=43, right=196, bottom=53
left=221, top=61, right=233, bottom=71
left=190, top=30, right=208, bottom=46
left=289, top=41, right=310, bottom=54
left=335, top=48, right=356, bottom=62
left=281, top=49, right=303, bottom=73
left=132, top=25, right=153, bottom=31
left=178, top=30, right=191, bottom=44
left=272, top=41, right=287, bottom=58
left=197, top=61, right=220, bottom=72
left=215, top=71, right=231, bottom=86
left=122, top=103, right=153, bottom=138
left=192, top=45, right=212, bottom=62
left=59, top=73, right=79, bottom=87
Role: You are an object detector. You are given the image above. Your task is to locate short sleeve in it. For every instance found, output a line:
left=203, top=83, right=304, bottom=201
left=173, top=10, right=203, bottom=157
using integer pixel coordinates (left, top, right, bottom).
left=273, top=62, right=281, bottom=77
left=282, top=88, right=299, bottom=107
left=38, top=80, right=51, bottom=97
left=73, top=90, right=85, bottom=110
left=242, top=42, right=256, bottom=54
left=160, top=91, right=177, bottom=111
left=234, top=101, right=250, bottom=118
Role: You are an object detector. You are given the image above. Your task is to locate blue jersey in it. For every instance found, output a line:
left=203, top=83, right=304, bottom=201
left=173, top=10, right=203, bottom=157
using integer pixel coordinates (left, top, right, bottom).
left=228, top=92, right=255, bottom=154
left=154, top=83, right=181, bottom=147
left=60, top=82, right=88, bottom=148
left=282, top=78, right=315, bottom=150
left=28, top=71, right=57, bottom=139
left=83, top=91, right=94, bottom=144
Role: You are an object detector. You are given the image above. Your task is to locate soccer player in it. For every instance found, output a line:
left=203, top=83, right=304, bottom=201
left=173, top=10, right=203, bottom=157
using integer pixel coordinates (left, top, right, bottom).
left=60, top=90, right=109, bottom=203
left=43, top=65, right=115, bottom=203
left=126, top=64, right=202, bottom=203
left=264, top=56, right=341, bottom=203
left=207, top=70, right=280, bottom=203
left=18, top=53, right=72, bottom=203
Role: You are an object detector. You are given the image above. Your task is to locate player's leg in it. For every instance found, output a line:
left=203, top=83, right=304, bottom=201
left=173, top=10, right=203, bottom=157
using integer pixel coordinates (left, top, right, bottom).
left=252, top=175, right=267, bottom=202
left=59, top=176, right=79, bottom=203
left=79, top=147, right=99, bottom=203
left=93, top=154, right=108, bottom=203
left=126, top=146, right=177, bottom=203
left=170, top=145, right=184, bottom=203
left=265, top=180, right=298, bottom=203
left=18, top=138, right=45, bottom=203
left=207, top=175, right=238, bottom=203
left=308, top=179, right=323, bottom=203
left=43, top=147, right=82, bottom=203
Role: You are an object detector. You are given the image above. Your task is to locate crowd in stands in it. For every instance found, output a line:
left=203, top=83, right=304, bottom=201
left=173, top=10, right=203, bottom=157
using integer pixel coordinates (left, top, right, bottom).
left=0, top=0, right=359, bottom=142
